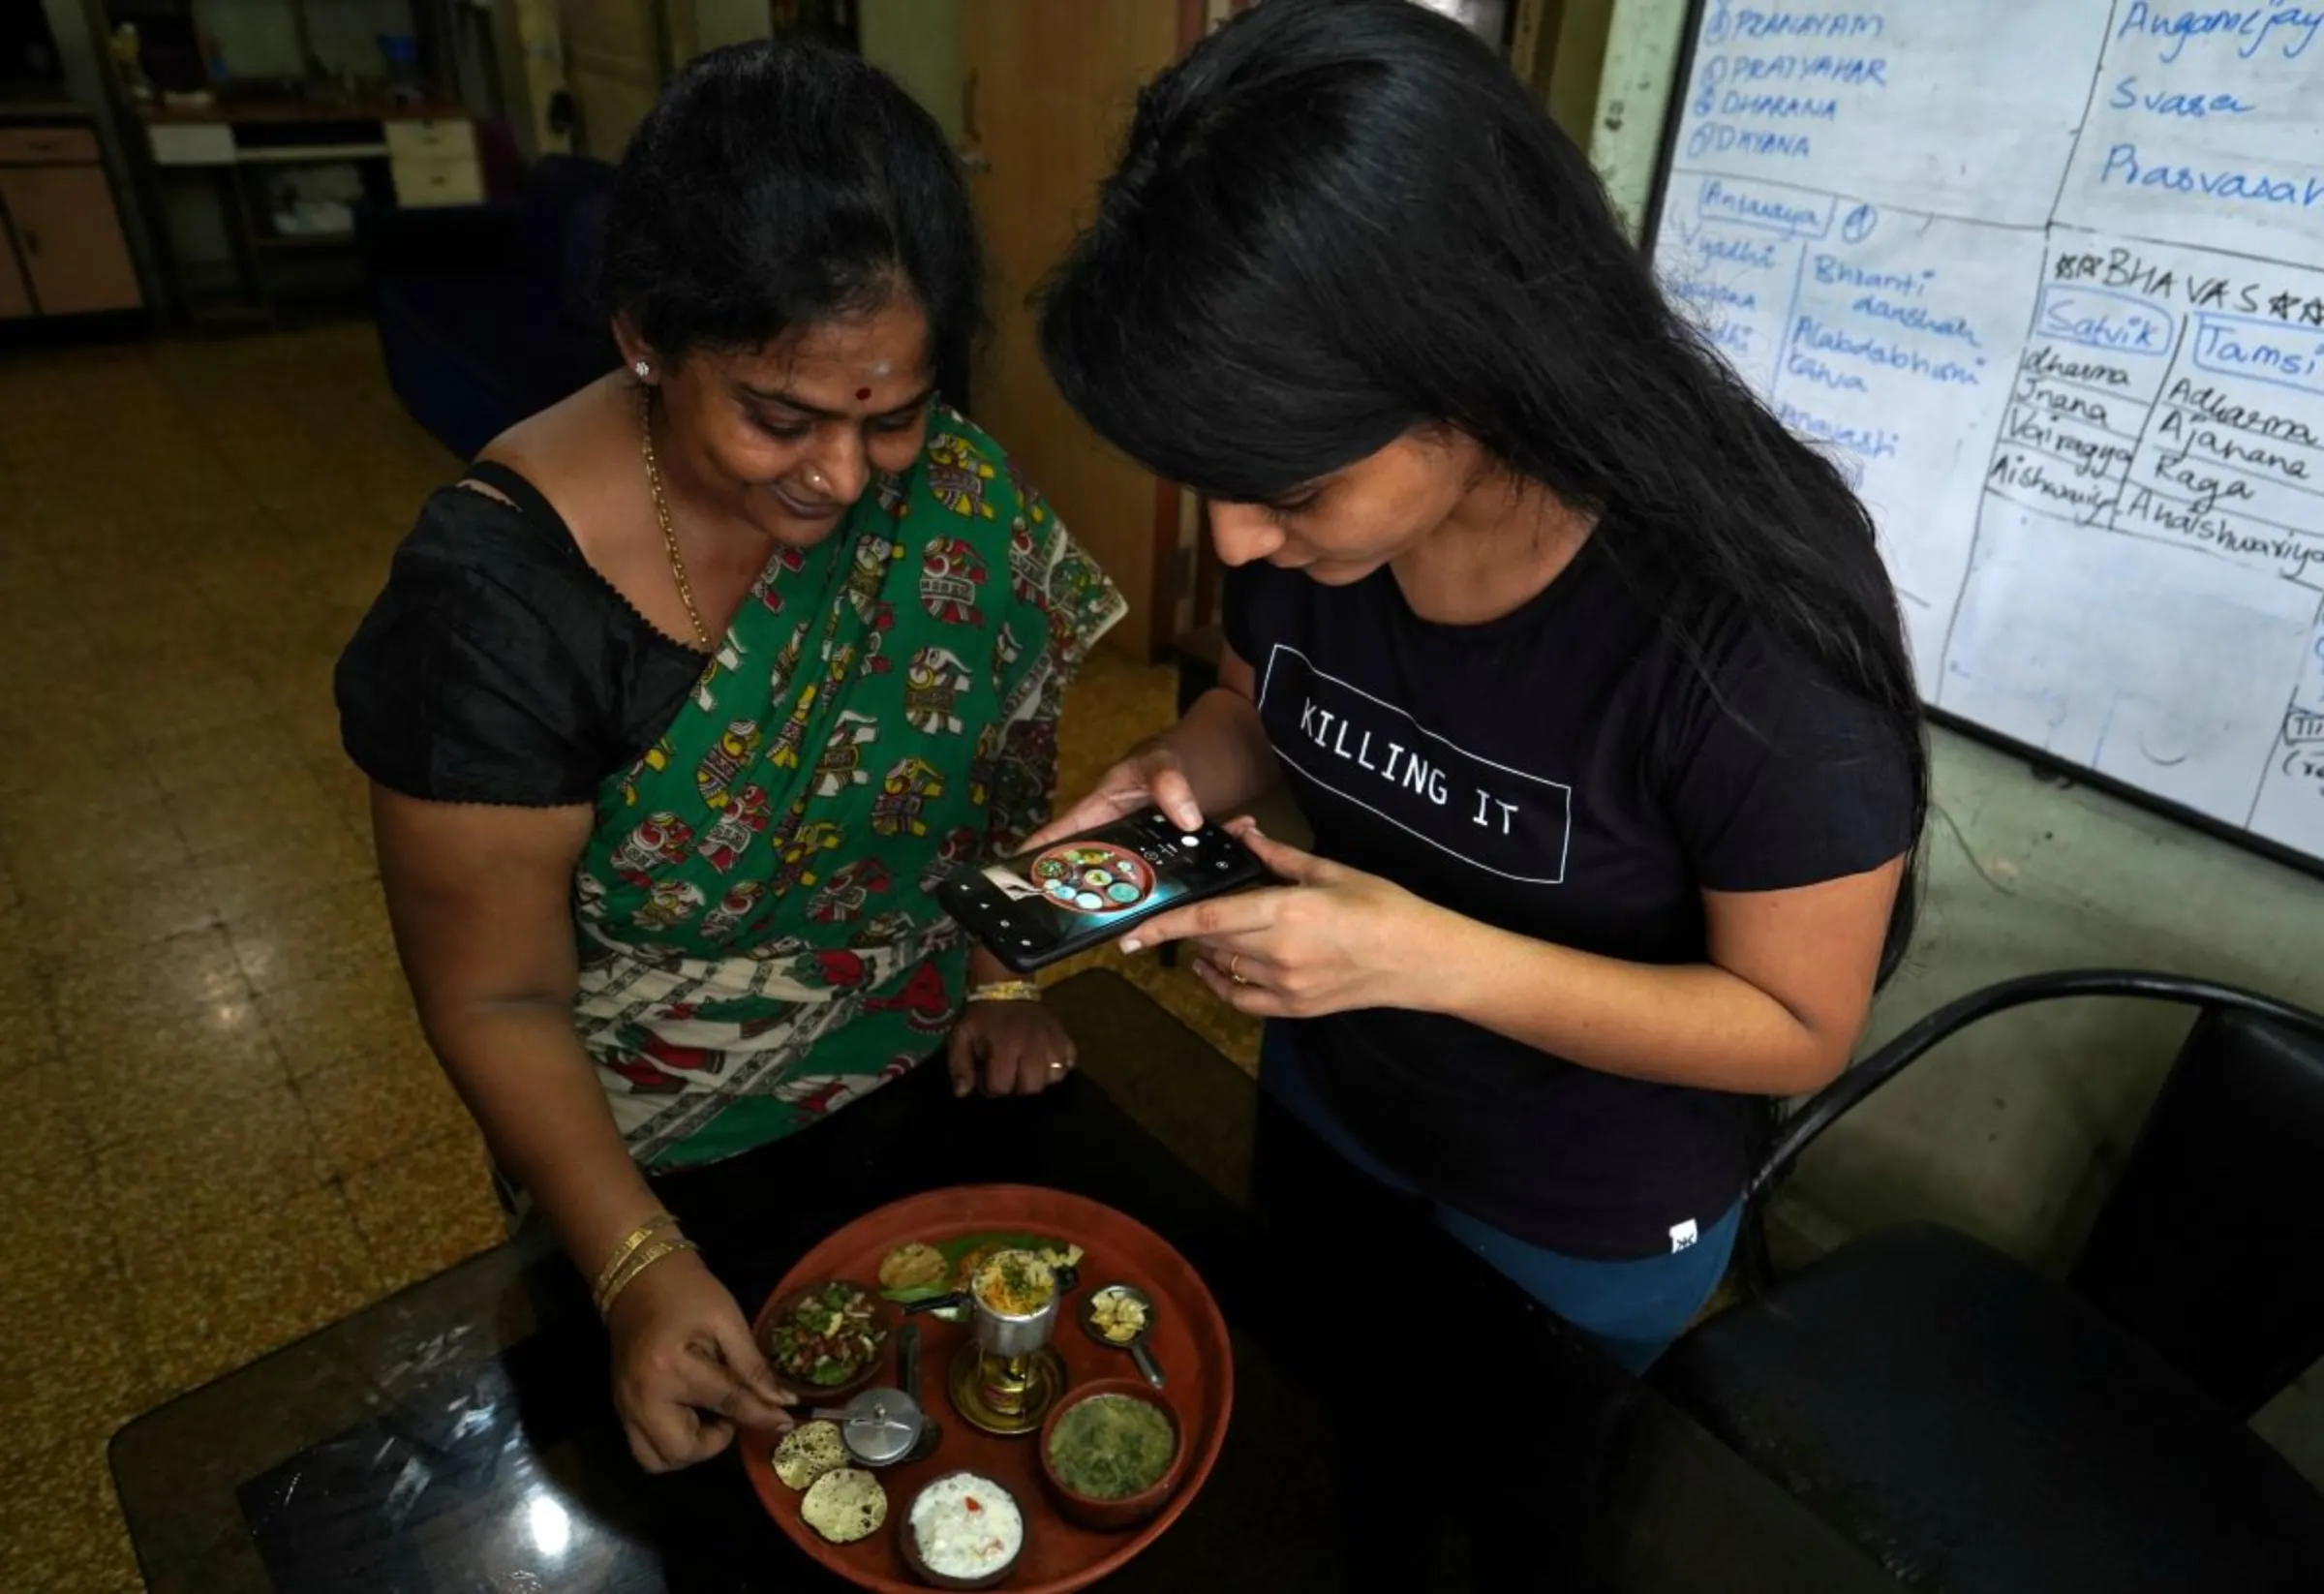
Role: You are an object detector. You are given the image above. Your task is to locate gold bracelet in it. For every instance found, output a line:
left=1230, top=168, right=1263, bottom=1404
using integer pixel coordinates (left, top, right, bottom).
left=966, top=979, right=1042, bottom=1003
left=596, top=1236, right=699, bottom=1317
left=598, top=1235, right=695, bottom=1313
left=592, top=1211, right=679, bottom=1301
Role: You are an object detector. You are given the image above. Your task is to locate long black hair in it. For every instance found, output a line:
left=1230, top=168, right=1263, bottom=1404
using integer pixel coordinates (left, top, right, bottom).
left=1039, top=0, right=1926, bottom=979
left=601, top=40, right=982, bottom=401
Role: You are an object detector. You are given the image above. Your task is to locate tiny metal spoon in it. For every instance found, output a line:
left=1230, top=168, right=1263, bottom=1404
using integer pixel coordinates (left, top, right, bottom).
left=1076, top=1282, right=1165, bottom=1390
left=809, top=1394, right=915, bottom=1440
left=806, top=1405, right=911, bottom=1428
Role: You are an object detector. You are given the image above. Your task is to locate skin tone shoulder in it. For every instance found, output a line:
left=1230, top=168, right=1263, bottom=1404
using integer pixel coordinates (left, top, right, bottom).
left=372, top=293, right=1071, bottom=1476
left=1036, top=424, right=1903, bottom=1098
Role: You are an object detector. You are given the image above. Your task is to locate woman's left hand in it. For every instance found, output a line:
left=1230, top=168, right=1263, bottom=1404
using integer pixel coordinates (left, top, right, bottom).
left=1123, top=823, right=1442, bottom=1019
left=947, top=996, right=1079, bottom=1097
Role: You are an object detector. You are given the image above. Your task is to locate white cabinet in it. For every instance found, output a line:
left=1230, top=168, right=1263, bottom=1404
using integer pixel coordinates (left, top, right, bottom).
left=387, top=119, right=485, bottom=208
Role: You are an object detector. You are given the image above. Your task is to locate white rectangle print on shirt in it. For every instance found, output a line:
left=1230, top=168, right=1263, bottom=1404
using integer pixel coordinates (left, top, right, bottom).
left=1256, top=646, right=1575, bottom=885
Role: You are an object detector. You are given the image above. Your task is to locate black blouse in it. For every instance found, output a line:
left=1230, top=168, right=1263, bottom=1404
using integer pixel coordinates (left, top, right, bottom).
left=335, top=462, right=707, bottom=807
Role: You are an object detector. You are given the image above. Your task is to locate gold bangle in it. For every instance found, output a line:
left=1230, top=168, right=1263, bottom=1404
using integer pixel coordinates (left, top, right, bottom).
left=599, top=1235, right=694, bottom=1310
left=592, top=1211, right=679, bottom=1300
left=596, top=1236, right=698, bottom=1317
left=966, top=979, right=1043, bottom=1003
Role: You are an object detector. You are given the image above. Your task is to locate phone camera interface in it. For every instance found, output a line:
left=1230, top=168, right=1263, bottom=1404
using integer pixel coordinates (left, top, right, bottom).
left=988, top=840, right=1157, bottom=917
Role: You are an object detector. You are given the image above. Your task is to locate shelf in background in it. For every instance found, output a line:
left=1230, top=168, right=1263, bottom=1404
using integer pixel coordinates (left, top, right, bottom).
left=234, top=142, right=391, bottom=164
left=253, top=230, right=358, bottom=252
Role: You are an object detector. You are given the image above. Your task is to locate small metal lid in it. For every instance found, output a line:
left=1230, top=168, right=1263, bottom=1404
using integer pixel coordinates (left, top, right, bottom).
left=839, top=1387, right=923, bottom=1467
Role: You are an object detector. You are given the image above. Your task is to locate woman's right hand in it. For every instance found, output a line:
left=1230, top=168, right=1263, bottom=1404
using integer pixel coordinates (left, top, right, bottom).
left=606, top=1247, right=797, bottom=1471
left=1026, top=740, right=1206, bottom=849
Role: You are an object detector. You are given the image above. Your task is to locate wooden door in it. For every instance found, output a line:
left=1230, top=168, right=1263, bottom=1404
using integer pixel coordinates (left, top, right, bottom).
left=561, top=0, right=672, bottom=160
left=0, top=168, right=140, bottom=316
left=961, top=0, right=1199, bottom=659
left=495, top=0, right=576, bottom=162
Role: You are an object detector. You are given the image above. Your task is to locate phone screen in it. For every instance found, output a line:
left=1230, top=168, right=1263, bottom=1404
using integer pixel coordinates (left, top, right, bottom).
left=940, top=810, right=1266, bottom=969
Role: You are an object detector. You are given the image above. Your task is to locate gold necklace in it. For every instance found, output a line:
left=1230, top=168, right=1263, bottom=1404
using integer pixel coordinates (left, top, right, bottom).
left=638, top=389, right=714, bottom=653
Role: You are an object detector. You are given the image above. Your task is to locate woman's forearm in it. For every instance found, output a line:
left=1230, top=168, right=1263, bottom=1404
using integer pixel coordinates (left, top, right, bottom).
left=1416, top=909, right=1852, bottom=1097
left=422, top=1002, right=664, bottom=1276
left=1158, top=687, right=1282, bottom=818
left=967, top=945, right=1020, bottom=988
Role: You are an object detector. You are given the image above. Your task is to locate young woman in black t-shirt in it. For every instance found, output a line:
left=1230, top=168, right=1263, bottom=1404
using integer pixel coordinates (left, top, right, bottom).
left=1029, top=0, right=1926, bottom=1368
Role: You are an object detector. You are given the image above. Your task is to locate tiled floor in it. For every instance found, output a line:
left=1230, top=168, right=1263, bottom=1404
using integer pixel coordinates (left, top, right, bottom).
left=0, top=326, right=1253, bottom=1590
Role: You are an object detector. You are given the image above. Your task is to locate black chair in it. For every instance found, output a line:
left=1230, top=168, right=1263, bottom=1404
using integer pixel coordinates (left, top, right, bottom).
left=356, top=155, right=619, bottom=461
left=1657, top=970, right=2324, bottom=1592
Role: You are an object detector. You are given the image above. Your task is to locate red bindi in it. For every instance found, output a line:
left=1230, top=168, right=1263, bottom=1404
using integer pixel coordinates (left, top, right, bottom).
left=855, top=386, right=872, bottom=400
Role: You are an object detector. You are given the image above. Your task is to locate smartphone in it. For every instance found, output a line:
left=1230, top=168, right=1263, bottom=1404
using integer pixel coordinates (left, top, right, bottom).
left=936, top=808, right=1270, bottom=972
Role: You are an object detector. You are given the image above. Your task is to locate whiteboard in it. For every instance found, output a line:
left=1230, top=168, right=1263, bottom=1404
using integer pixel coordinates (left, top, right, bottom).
left=1647, top=0, right=2324, bottom=872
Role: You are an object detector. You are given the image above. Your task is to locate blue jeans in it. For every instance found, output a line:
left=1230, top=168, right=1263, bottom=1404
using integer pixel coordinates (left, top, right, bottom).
left=1261, top=1028, right=1738, bottom=1371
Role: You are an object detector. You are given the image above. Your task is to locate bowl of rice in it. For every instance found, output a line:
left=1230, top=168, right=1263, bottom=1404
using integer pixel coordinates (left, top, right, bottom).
left=899, top=1471, right=1026, bottom=1589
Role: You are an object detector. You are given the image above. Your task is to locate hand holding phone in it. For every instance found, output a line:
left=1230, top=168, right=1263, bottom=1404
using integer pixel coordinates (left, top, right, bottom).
left=936, top=808, right=1270, bottom=972
left=1022, top=742, right=1205, bottom=852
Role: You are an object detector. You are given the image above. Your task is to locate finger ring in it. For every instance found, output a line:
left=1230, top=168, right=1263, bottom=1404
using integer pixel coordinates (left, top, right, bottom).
left=1228, top=953, right=1251, bottom=986
left=1049, top=1058, right=1068, bottom=1073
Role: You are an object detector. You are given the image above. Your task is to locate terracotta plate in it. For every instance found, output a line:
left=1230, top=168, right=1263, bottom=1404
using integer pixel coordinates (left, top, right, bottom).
left=743, top=1185, right=1234, bottom=1593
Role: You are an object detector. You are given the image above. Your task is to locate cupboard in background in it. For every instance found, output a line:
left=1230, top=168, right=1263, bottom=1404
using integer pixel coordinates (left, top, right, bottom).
left=0, top=116, right=143, bottom=320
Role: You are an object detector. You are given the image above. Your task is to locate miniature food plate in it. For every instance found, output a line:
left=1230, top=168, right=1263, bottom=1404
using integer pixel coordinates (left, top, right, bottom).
left=744, top=1185, right=1234, bottom=1594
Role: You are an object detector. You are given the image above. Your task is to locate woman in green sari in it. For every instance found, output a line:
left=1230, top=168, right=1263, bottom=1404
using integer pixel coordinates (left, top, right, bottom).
left=336, top=44, right=1121, bottom=1472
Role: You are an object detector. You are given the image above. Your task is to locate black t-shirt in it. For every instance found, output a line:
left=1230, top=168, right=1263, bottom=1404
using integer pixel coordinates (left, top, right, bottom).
left=1225, top=534, right=1914, bottom=1260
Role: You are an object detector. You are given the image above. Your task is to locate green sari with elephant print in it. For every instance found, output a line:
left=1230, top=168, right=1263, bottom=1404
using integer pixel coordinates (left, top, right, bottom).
left=569, top=410, right=1123, bottom=1168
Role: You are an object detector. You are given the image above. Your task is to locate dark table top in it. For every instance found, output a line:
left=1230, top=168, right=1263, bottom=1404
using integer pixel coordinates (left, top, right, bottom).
left=111, top=970, right=1901, bottom=1593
